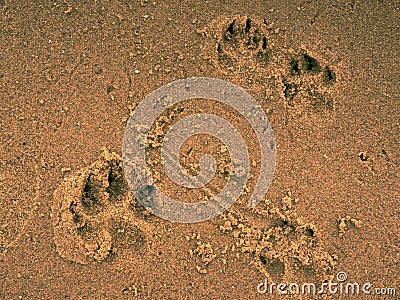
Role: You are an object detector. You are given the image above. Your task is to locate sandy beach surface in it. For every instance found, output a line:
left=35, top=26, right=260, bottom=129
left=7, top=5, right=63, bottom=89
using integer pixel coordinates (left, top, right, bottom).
left=0, top=1, right=399, bottom=299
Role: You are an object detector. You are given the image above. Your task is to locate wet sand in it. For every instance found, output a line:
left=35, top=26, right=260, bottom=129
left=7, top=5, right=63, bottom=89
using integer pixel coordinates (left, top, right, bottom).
left=0, top=1, right=399, bottom=299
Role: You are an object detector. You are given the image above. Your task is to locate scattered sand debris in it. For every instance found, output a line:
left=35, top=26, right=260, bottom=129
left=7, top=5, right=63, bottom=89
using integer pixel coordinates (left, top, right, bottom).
left=338, top=215, right=362, bottom=235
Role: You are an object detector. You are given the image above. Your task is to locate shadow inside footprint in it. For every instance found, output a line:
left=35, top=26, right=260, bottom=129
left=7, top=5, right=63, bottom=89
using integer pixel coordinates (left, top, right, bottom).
left=259, top=255, right=286, bottom=282
left=106, top=163, right=128, bottom=203
left=301, top=53, right=320, bottom=73
left=289, top=53, right=321, bottom=76
left=81, top=174, right=103, bottom=213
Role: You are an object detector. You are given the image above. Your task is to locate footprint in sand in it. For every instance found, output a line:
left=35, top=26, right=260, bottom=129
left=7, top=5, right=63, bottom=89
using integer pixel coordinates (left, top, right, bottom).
left=200, top=15, right=341, bottom=120
left=51, top=147, right=153, bottom=265
left=217, top=194, right=337, bottom=283
left=280, top=49, right=338, bottom=118
left=52, top=148, right=337, bottom=286
left=199, top=15, right=273, bottom=72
